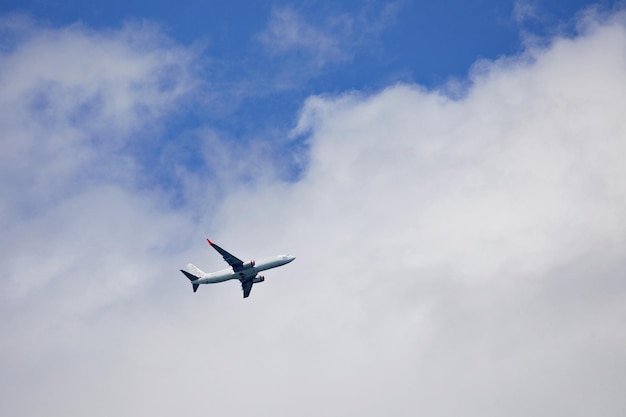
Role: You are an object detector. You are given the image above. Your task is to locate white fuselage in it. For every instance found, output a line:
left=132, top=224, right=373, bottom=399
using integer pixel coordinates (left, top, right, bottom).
left=196, top=255, right=295, bottom=284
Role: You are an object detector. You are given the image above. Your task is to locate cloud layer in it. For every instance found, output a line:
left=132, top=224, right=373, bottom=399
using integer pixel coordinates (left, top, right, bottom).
left=2, top=8, right=626, bottom=417
left=0, top=19, right=202, bottom=415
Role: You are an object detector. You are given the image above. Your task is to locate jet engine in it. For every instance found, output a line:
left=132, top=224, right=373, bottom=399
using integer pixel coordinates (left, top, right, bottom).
left=242, top=259, right=255, bottom=268
left=252, top=275, right=265, bottom=283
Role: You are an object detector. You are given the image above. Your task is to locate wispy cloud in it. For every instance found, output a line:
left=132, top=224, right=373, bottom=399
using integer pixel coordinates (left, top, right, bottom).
left=257, top=7, right=345, bottom=68
left=256, top=3, right=402, bottom=73
left=512, top=0, right=539, bottom=24
left=0, top=17, right=201, bottom=217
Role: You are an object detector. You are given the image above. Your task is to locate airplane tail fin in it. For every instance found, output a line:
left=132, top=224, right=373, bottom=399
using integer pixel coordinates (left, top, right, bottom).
left=187, top=263, right=206, bottom=277
left=180, top=265, right=204, bottom=293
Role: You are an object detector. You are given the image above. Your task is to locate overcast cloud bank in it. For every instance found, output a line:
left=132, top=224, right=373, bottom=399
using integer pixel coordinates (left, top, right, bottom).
left=1, top=8, right=626, bottom=417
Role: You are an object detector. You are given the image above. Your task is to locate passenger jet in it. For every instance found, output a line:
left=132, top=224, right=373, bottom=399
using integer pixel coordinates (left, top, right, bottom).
left=180, top=239, right=295, bottom=298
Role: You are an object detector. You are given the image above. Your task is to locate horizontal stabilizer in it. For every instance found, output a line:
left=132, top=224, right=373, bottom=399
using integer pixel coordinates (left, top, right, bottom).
left=181, top=270, right=201, bottom=293
left=180, top=269, right=200, bottom=282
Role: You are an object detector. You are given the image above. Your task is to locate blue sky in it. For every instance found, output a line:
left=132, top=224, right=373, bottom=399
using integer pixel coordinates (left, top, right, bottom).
left=1, top=0, right=614, bottom=193
left=8, top=1, right=601, bottom=100
left=2, top=2, right=626, bottom=416
left=4, top=1, right=607, bottom=80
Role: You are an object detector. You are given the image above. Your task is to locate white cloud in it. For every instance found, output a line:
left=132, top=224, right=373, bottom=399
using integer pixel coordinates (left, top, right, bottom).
left=209, top=9, right=626, bottom=416
left=2, top=8, right=626, bottom=417
left=0, top=19, right=203, bottom=414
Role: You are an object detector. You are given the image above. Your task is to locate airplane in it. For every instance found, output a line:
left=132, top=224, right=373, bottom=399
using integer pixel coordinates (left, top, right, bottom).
left=180, top=239, right=295, bottom=298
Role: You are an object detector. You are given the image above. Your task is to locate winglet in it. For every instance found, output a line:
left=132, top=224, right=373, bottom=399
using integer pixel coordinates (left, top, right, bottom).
left=207, top=238, right=213, bottom=245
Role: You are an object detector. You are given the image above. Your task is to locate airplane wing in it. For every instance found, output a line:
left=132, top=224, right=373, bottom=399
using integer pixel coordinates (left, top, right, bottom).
left=241, top=280, right=254, bottom=298
left=207, top=239, right=245, bottom=271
